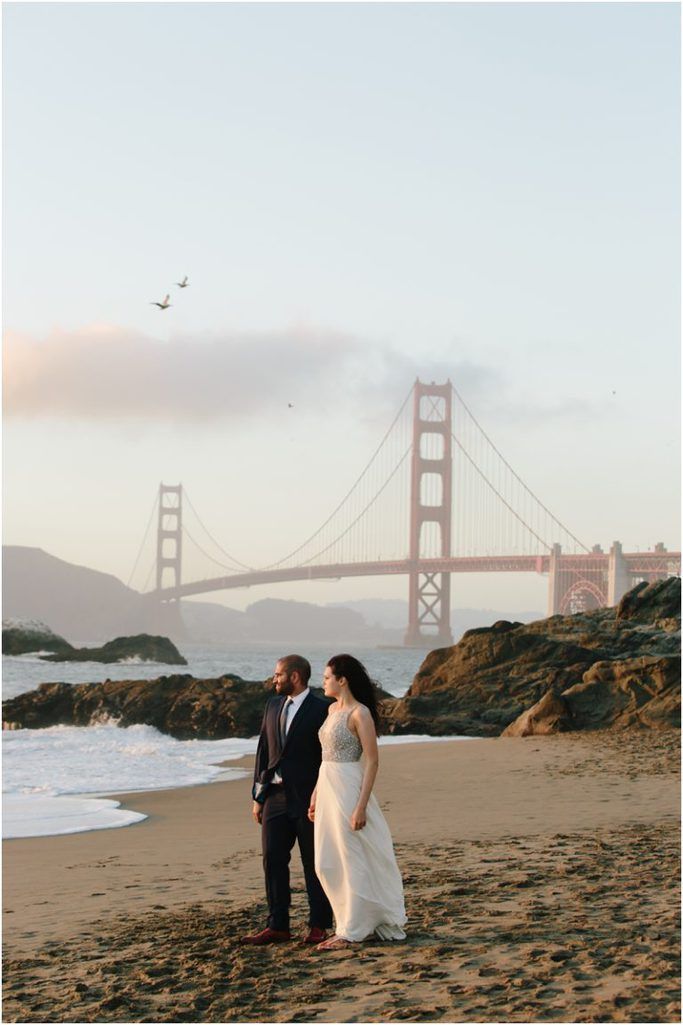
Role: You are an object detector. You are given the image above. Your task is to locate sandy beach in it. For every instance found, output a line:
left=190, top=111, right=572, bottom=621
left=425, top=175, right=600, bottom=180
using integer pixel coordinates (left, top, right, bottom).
left=3, top=730, right=680, bottom=1024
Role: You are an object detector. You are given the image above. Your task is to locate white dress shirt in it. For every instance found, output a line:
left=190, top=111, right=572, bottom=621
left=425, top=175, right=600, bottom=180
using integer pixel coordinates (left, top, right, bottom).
left=272, top=688, right=310, bottom=784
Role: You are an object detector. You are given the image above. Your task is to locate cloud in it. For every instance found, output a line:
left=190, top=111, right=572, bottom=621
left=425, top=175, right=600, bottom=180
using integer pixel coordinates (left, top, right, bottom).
left=3, top=324, right=501, bottom=425
left=3, top=324, right=367, bottom=422
left=483, top=394, right=602, bottom=427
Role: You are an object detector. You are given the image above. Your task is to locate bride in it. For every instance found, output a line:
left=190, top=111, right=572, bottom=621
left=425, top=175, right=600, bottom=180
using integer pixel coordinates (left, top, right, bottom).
left=308, top=653, right=407, bottom=950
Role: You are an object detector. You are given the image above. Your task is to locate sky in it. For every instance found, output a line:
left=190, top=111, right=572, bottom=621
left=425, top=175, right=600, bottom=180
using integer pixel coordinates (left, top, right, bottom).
left=3, top=1, right=680, bottom=616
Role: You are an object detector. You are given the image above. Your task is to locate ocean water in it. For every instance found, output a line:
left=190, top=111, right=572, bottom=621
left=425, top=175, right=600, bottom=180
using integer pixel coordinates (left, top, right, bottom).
left=2, top=643, right=427, bottom=700
left=2, top=723, right=257, bottom=839
left=2, top=643, right=451, bottom=839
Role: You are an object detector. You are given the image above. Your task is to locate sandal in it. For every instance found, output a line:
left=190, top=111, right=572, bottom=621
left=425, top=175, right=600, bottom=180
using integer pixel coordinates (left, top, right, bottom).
left=316, top=935, right=355, bottom=950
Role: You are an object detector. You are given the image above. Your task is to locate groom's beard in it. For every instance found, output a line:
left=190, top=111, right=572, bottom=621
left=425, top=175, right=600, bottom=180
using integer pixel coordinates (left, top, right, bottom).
left=275, top=677, right=295, bottom=696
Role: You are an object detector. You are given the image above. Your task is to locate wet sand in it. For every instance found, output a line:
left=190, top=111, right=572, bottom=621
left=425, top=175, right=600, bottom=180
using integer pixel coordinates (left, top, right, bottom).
left=3, top=730, right=680, bottom=1023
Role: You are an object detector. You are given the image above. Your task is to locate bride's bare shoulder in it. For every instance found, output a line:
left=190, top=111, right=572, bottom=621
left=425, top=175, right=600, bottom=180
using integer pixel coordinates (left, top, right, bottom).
left=349, top=703, right=372, bottom=724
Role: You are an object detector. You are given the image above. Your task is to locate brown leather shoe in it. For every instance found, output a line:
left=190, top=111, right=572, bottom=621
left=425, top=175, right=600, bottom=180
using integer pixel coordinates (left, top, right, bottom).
left=303, top=927, right=328, bottom=945
left=239, top=927, right=292, bottom=945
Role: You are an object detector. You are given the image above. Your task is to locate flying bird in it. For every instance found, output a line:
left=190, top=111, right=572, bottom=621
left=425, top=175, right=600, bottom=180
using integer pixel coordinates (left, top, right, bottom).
left=175, top=276, right=189, bottom=288
left=151, top=294, right=172, bottom=309
left=288, top=403, right=294, bottom=408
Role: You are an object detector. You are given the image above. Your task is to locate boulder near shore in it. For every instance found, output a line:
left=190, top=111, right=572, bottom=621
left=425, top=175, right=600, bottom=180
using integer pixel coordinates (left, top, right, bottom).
left=37, top=634, right=187, bottom=666
left=382, top=577, right=680, bottom=737
left=2, top=619, right=73, bottom=657
left=2, top=622, right=186, bottom=666
left=2, top=674, right=263, bottom=739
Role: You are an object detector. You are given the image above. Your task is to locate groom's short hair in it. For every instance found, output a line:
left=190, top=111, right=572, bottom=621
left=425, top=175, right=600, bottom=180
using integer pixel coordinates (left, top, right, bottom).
left=280, top=654, right=311, bottom=685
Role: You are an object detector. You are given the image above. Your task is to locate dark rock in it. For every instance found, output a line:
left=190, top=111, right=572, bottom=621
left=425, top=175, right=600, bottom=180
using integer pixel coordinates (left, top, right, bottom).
left=382, top=626, right=599, bottom=736
left=2, top=620, right=73, bottom=656
left=4, top=579, right=678, bottom=740
left=0, top=674, right=366, bottom=740
left=2, top=674, right=268, bottom=740
left=38, top=634, right=187, bottom=665
left=616, top=577, right=680, bottom=625
left=562, top=655, right=680, bottom=730
left=501, top=690, right=573, bottom=737
left=383, top=577, right=680, bottom=737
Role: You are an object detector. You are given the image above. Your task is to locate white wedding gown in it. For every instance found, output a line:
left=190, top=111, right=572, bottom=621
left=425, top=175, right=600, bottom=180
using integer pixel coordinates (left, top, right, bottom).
left=314, top=708, right=407, bottom=942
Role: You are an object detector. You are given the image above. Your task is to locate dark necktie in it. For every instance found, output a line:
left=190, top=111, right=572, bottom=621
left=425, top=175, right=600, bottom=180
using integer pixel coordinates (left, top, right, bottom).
left=278, top=698, right=293, bottom=748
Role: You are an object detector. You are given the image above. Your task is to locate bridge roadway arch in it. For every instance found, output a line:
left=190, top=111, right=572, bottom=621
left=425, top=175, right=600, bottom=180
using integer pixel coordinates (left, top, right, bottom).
left=155, top=555, right=549, bottom=602
left=153, top=550, right=680, bottom=618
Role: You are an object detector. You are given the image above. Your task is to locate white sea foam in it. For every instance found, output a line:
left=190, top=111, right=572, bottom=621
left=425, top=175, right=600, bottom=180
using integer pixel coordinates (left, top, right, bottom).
left=118, top=656, right=163, bottom=665
left=2, top=723, right=257, bottom=839
left=377, top=734, right=471, bottom=745
left=3, top=794, right=147, bottom=839
left=2, top=722, right=470, bottom=839
left=2, top=640, right=472, bottom=840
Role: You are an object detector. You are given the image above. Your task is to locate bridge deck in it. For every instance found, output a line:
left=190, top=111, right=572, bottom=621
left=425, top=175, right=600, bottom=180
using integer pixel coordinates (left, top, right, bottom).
left=154, top=552, right=680, bottom=600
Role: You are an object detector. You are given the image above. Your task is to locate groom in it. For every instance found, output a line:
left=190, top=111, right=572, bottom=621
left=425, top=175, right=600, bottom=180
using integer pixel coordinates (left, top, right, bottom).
left=241, top=654, right=333, bottom=945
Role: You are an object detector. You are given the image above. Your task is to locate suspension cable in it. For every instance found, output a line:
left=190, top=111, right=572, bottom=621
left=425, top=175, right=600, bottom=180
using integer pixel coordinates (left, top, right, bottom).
left=181, top=523, right=245, bottom=574
left=451, top=431, right=552, bottom=551
left=182, top=488, right=255, bottom=571
left=301, top=447, right=412, bottom=566
left=126, top=490, right=159, bottom=588
left=450, top=383, right=589, bottom=552
left=262, top=385, right=414, bottom=569
left=142, top=556, right=156, bottom=594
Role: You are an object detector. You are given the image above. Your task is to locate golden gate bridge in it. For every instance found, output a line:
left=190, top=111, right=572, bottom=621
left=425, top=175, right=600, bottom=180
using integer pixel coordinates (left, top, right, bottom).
left=129, top=380, right=680, bottom=646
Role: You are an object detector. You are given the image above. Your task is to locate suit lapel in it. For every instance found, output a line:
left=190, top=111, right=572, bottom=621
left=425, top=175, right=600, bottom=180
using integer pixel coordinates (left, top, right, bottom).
left=272, top=696, right=287, bottom=750
left=281, top=691, right=312, bottom=751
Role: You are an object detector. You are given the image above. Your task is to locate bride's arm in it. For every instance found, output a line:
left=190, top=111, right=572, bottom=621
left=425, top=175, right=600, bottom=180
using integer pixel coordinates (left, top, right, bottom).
left=307, top=785, right=317, bottom=821
left=309, top=702, right=335, bottom=820
left=350, top=707, right=379, bottom=831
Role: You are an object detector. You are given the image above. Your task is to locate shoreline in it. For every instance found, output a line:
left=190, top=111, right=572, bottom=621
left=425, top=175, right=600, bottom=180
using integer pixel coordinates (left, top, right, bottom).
left=3, top=730, right=680, bottom=1023
left=3, top=733, right=471, bottom=842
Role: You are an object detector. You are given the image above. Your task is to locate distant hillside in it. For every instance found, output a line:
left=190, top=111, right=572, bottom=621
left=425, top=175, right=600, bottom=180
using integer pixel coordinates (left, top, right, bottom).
left=1, top=547, right=397, bottom=646
left=180, top=597, right=383, bottom=645
left=242, top=598, right=372, bottom=645
left=2, top=546, right=179, bottom=643
left=3, top=546, right=544, bottom=648
left=330, top=599, right=544, bottom=640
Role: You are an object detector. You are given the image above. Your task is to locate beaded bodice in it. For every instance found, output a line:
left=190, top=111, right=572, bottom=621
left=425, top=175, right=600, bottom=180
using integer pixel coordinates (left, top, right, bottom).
left=319, top=708, right=363, bottom=763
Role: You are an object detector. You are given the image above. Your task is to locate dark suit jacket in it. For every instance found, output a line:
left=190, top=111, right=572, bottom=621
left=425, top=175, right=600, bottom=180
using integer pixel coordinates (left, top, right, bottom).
left=252, top=690, right=330, bottom=818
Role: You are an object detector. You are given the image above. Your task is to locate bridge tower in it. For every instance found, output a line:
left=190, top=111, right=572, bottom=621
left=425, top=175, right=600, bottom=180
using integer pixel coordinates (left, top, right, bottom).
left=156, top=483, right=182, bottom=596
left=405, top=381, right=454, bottom=647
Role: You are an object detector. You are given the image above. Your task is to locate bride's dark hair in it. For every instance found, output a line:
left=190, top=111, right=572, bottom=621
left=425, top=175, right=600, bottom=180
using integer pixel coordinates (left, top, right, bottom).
left=327, top=653, right=382, bottom=736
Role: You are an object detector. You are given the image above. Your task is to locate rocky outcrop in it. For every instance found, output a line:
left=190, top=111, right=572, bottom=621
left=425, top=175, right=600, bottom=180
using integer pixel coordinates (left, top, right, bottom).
left=2, top=675, right=392, bottom=738
left=38, top=634, right=187, bottom=665
left=2, top=620, right=73, bottom=657
left=616, top=577, right=681, bottom=625
left=383, top=578, right=680, bottom=737
left=561, top=655, right=680, bottom=731
left=3, top=580, right=679, bottom=740
left=382, top=620, right=603, bottom=736
left=2, top=675, right=268, bottom=739
left=3, top=620, right=187, bottom=666
left=501, top=690, right=573, bottom=737
left=502, top=654, right=680, bottom=737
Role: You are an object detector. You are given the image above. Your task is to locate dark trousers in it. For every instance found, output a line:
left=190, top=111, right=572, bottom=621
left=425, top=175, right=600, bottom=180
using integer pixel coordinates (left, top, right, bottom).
left=262, top=787, right=333, bottom=931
